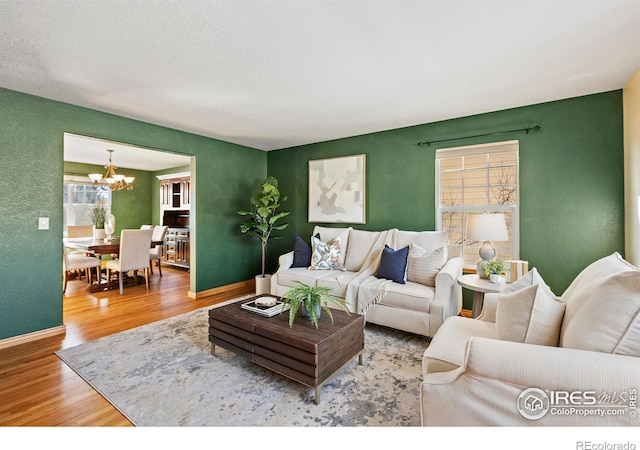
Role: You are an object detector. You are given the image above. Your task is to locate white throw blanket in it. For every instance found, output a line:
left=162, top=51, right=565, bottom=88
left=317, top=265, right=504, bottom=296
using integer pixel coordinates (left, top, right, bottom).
left=338, top=229, right=398, bottom=314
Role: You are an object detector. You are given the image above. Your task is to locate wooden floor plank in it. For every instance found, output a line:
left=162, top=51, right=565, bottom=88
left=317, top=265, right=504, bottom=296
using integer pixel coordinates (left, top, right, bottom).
left=0, top=266, right=252, bottom=426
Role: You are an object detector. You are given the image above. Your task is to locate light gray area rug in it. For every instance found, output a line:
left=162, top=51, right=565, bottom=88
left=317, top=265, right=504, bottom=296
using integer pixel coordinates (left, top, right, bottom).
left=56, top=299, right=430, bottom=426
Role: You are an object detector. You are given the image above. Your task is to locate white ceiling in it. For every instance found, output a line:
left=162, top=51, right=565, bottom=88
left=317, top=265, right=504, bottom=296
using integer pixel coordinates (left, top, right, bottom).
left=63, top=133, right=192, bottom=171
left=1, top=0, right=639, bottom=157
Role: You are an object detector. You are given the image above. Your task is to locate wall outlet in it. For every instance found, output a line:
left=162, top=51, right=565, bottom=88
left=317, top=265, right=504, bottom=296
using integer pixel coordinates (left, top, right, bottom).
left=38, top=217, right=49, bottom=230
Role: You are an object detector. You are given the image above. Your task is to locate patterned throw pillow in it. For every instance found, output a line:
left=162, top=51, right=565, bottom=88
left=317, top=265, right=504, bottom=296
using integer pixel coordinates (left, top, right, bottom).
left=309, top=236, right=345, bottom=271
left=406, top=244, right=445, bottom=287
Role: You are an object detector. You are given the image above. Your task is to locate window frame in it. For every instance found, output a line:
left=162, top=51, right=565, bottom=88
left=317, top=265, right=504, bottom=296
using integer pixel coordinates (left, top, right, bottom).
left=435, top=140, right=520, bottom=270
left=63, top=175, right=112, bottom=235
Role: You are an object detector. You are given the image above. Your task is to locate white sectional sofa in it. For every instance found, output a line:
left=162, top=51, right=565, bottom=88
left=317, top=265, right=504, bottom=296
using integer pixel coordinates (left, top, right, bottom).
left=420, top=252, right=640, bottom=426
left=271, top=225, right=463, bottom=337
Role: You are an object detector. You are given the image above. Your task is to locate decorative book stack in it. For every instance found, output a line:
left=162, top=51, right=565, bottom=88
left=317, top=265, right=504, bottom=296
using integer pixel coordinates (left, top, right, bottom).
left=505, top=260, right=529, bottom=283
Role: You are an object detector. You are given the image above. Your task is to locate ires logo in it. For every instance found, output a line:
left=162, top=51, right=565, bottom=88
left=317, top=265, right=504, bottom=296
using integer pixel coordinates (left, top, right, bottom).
left=517, top=388, right=638, bottom=421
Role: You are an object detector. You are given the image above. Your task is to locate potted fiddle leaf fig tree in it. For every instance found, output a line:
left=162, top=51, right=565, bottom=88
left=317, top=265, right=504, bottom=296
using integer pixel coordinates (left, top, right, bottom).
left=238, top=176, right=290, bottom=294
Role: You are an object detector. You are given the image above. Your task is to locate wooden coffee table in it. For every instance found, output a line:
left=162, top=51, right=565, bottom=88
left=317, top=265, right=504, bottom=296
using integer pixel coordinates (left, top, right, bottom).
left=208, top=296, right=365, bottom=404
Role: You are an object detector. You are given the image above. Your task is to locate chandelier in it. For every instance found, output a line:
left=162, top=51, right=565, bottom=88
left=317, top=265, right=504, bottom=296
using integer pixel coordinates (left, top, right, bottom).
left=88, top=149, right=135, bottom=191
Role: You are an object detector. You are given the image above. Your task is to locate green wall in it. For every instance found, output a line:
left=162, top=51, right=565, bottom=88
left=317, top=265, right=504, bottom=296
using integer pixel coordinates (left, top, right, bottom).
left=267, top=91, right=625, bottom=305
left=0, top=87, right=265, bottom=341
left=0, top=86, right=625, bottom=340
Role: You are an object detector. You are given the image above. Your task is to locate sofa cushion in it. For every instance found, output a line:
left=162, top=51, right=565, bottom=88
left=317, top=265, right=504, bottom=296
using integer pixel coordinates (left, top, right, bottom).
left=316, top=271, right=358, bottom=298
left=396, top=230, right=448, bottom=261
left=376, top=245, right=409, bottom=284
left=496, top=284, right=565, bottom=346
left=312, top=226, right=351, bottom=261
left=291, top=233, right=319, bottom=268
left=379, top=281, right=435, bottom=312
left=406, top=244, right=445, bottom=287
left=344, top=229, right=381, bottom=272
left=276, top=267, right=340, bottom=289
left=309, top=235, right=345, bottom=271
left=560, top=252, right=640, bottom=356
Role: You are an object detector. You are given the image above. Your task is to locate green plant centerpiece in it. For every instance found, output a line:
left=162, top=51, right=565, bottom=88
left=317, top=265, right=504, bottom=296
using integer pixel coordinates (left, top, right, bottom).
left=484, top=258, right=507, bottom=283
left=484, top=258, right=506, bottom=276
left=238, top=176, right=290, bottom=279
left=281, top=281, right=350, bottom=328
left=90, top=206, right=106, bottom=229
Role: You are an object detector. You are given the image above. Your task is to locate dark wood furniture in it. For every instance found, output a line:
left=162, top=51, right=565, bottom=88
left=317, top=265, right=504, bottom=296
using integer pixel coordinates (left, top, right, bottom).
left=209, top=296, right=365, bottom=404
left=64, top=237, right=163, bottom=258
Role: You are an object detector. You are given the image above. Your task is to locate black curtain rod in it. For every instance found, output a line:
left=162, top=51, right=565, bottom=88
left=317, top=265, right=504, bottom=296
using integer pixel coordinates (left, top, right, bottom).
left=417, top=125, right=540, bottom=147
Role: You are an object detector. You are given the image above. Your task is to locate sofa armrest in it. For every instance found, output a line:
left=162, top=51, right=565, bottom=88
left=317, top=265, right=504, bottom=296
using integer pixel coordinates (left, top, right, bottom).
left=476, top=293, right=498, bottom=323
left=421, top=337, right=640, bottom=426
left=428, top=257, right=463, bottom=332
left=276, top=251, right=294, bottom=271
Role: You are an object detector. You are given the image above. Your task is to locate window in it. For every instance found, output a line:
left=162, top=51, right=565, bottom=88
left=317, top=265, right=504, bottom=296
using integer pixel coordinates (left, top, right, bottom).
left=436, top=140, right=519, bottom=269
left=63, top=176, right=111, bottom=235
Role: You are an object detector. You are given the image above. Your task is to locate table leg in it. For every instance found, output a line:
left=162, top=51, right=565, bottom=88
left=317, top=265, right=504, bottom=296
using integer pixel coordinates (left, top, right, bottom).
left=211, top=342, right=216, bottom=356
left=472, top=291, right=484, bottom=318
left=315, top=386, right=320, bottom=405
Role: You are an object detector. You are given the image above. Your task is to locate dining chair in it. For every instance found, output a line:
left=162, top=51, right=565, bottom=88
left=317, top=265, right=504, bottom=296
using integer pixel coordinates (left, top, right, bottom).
left=105, top=229, right=153, bottom=295
left=149, top=225, right=169, bottom=276
left=66, top=225, right=94, bottom=255
left=63, top=245, right=102, bottom=293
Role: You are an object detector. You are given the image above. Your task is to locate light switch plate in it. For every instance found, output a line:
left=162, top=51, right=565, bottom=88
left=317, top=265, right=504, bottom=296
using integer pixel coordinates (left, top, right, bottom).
left=38, top=217, right=49, bottom=230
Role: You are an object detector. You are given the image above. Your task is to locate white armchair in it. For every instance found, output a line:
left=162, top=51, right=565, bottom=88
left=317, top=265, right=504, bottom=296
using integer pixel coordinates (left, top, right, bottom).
left=420, top=253, right=640, bottom=426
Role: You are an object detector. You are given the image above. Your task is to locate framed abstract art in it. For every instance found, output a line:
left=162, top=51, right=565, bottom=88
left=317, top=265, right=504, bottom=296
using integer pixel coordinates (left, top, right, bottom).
left=308, top=154, right=366, bottom=223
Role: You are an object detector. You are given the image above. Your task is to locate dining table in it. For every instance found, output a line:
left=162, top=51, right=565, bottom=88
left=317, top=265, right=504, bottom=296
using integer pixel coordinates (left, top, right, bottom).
left=64, top=236, right=164, bottom=291
left=64, top=236, right=163, bottom=258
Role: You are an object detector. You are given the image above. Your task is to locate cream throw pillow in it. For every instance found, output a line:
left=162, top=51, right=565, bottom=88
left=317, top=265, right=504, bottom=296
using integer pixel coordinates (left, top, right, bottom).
left=406, top=244, right=445, bottom=287
left=496, top=284, right=565, bottom=346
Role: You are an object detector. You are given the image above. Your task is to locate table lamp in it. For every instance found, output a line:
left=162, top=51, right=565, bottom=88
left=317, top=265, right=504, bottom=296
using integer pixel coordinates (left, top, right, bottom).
left=467, top=213, right=508, bottom=279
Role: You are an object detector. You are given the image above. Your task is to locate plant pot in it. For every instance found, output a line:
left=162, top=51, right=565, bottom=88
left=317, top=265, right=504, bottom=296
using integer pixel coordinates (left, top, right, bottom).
left=255, top=274, right=272, bottom=295
left=489, top=274, right=505, bottom=284
left=93, top=227, right=107, bottom=240
left=301, top=302, right=321, bottom=322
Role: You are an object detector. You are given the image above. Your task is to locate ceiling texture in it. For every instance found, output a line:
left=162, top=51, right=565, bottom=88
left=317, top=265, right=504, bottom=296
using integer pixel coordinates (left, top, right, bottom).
left=1, top=0, right=640, bottom=161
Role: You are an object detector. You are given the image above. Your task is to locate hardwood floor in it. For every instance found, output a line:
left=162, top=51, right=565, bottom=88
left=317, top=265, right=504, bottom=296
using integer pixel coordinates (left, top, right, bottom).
left=0, top=266, right=252, bottom=426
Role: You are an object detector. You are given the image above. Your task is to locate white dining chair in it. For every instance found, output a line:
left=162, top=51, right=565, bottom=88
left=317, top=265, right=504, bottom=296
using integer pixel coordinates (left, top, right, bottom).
left=66, top=225, right=94, bottom=255
left=105, top=229, right=153, bottom=295
left=149, top=225, right=169, bottom=276
left=63, top=245, right=102, bottom=293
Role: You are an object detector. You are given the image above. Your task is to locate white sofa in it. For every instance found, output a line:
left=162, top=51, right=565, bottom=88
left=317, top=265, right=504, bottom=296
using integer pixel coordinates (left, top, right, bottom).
left=420, top=252, right=640, bottom=426
left=271, top=225, right=463, bottom=337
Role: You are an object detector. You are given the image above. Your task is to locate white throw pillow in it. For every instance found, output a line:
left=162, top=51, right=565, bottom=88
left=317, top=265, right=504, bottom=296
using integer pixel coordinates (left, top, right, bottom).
left=560, top=252, right=640, bottom=356
left=496, top=284, right=566, bottom=346
left=406, top=244, right=445, bottom=287
left=308, top=236, right=345, bottom=271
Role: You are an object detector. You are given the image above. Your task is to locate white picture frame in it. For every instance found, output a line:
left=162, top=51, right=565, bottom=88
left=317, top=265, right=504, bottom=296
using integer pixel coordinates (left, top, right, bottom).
left=308, top=154, right=366, bottom=223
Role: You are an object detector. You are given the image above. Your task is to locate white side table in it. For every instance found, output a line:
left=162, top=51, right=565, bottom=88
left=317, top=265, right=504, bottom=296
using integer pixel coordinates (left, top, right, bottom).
left=457, top=274, right=508, bottom=318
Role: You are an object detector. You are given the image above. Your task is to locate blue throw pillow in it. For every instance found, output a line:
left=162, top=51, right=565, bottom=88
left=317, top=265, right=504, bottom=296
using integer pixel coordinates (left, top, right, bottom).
left=292, top=233, right=320, bottom=268
left=376, top=245, right=409, bottom=284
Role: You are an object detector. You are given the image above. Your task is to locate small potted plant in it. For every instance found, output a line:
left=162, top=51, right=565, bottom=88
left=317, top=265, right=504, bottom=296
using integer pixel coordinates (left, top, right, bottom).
left=90, top=206, right=107, bottom=240
left=238, top=176, right=290, bottom=295
left=281, top=281, right=350, bottom=328
left=484, top=258, right=507, bottom=284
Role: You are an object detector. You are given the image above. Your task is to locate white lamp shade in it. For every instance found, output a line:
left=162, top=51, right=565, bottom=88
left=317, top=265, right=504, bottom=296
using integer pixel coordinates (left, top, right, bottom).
left=467, top=213, right=508, bottom=242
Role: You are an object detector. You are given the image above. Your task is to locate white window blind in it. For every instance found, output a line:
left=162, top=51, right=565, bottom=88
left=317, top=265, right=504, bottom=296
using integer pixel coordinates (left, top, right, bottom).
left=436, top=140, right=519, bottom=268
